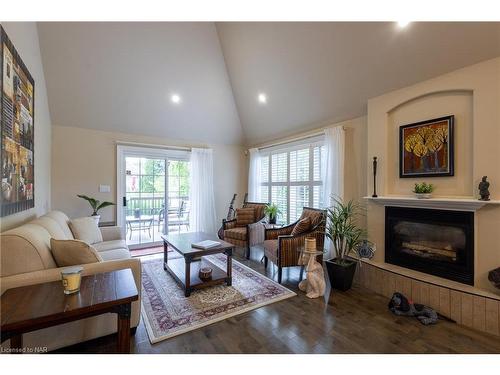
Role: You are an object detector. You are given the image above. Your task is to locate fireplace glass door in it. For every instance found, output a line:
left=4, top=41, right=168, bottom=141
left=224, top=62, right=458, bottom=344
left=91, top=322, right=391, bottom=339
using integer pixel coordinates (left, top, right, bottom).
left=385, top=206, right=474, bottom=285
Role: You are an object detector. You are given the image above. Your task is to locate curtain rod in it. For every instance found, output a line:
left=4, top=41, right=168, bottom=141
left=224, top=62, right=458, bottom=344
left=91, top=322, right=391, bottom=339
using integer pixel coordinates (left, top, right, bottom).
left=255, top=125, right=346, bottom=151
left=115, top=140, right=191, bottom=151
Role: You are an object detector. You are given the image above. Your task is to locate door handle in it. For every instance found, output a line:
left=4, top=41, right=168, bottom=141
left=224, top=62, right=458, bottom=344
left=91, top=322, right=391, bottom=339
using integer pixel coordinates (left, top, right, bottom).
left=123, top=197, right=127, bottom=207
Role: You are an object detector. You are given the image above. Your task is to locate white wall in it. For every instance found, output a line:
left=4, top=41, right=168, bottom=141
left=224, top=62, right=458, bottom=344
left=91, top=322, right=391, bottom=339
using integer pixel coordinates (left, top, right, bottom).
left=51, top=126, right=247, bottom=226
left=0, top=22, right=52, bottom=231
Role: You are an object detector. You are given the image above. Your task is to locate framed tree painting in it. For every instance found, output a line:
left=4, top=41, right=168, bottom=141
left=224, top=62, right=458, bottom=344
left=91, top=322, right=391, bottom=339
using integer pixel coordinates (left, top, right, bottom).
left=1, top=26, right=35, bottom=217
left=399, top=115, right=454, bottom=178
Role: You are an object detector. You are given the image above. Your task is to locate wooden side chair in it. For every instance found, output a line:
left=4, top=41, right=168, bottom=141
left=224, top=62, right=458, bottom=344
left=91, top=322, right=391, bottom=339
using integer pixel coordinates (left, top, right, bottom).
left=221, top=202, right=267, bottom=259
left=263, top=207, right=326, bottom=283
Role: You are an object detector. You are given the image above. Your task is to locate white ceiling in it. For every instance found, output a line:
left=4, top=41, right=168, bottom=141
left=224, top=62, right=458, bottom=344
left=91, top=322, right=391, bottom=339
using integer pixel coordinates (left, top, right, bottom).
left=38, top=22, right=500, bottom=146
left=216, top=22, right=500, bottom=145
left=37, top=22, right=244, bottom=145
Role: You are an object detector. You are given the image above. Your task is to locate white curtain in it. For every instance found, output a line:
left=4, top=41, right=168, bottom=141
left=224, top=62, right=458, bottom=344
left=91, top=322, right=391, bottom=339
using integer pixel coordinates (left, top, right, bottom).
left=322, top=126, right=345, bottom=206
left=247, top=148, right=262, bottom=202
left=189, top=148, right=217, bottom=233
left=322, top=126, right=345, bottom=257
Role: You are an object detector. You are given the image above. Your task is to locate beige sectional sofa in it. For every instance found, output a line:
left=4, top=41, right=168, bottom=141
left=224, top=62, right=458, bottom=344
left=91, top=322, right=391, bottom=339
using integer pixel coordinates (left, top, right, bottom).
left=0, top=211, right=141, bottom=352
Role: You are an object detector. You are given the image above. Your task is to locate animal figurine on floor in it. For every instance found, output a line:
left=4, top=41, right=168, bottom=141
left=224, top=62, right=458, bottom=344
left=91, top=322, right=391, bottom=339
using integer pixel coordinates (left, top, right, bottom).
left=298, top=253, right=326, bottom=299
left=388, top=292, right=438, bottom=325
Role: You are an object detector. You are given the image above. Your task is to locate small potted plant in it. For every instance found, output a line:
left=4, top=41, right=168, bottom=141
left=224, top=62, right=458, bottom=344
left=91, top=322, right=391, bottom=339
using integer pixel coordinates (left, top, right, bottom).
left=77, top=194, right=115, bottom=224
left=413, top=182, right=434, bottom=199
left=324, top=198, right=367, bottom=291
left=264, top=203, right=282, bottom=224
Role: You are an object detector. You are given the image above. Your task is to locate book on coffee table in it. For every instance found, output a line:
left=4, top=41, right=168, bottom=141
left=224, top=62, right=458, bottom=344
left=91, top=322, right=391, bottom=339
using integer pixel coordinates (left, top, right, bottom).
left=192, top=240, right=221, bottom=249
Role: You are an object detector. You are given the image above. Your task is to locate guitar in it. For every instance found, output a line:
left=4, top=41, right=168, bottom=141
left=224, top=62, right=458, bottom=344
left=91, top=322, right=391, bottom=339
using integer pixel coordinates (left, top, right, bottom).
left=217, top=194, right=237, bottom=239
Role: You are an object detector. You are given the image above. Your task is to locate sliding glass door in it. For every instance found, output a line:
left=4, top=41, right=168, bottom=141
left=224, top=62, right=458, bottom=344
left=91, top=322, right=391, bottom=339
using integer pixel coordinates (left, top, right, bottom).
left=117, top=146, right=190, bottom=249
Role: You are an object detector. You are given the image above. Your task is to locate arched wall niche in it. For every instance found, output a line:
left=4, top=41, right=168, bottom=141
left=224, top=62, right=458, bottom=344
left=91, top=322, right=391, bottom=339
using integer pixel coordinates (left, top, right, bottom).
left=385, top=89, right=473, bottom=196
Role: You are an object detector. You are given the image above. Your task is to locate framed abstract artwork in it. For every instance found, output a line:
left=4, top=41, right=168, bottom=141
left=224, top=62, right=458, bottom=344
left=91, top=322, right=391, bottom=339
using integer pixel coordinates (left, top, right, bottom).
left=399, top=115, right=454, bottom=178
left=1, top=26, right=35, bottom=217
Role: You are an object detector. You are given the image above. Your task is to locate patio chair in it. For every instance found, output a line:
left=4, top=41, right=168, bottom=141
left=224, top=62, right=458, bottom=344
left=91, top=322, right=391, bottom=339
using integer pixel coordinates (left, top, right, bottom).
left=168, top=201, right=190, bottom=232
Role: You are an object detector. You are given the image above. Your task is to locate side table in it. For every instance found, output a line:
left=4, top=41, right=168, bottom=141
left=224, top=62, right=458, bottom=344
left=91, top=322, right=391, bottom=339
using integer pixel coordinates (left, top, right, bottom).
left=1, top=268, right=138, bottom=353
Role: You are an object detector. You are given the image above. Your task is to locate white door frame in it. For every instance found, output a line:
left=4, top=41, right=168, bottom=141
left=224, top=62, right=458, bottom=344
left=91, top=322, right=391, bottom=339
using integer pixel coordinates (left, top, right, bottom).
left=116, top=144, right=190, bottom=248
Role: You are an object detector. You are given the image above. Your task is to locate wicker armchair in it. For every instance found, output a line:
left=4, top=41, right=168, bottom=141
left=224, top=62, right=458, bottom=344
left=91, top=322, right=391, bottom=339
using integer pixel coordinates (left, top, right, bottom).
left=263, top=207, right=326, bottom=283
left=221, top=202, right=267, bottom=259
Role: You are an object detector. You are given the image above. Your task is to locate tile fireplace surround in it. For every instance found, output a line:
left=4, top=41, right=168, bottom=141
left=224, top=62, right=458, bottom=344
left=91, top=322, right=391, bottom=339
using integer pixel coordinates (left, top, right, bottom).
left=360, top=196, right=500, bottom=337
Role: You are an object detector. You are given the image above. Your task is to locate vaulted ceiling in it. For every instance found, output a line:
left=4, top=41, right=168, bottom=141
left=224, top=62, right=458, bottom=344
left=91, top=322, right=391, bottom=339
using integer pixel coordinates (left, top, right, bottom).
left=37, top=22, right=500, bottom=146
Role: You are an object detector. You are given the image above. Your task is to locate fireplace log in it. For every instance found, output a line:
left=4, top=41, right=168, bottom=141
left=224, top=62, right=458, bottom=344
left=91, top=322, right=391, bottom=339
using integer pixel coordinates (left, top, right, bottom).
left=488, top=267, right=500, bottom=289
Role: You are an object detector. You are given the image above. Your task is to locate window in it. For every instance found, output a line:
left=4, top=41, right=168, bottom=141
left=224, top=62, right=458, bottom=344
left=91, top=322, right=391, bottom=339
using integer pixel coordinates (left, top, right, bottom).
left=260, top=140, right=325, bottom=224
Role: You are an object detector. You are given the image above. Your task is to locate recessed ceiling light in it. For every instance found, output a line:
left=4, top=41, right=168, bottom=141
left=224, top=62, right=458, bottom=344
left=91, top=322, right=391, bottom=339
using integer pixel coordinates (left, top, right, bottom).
left=258, top=93, right=267, bottom=104
left=397, top=21, right=410, bottom=28
left=171, top=94, right=181, bottom=104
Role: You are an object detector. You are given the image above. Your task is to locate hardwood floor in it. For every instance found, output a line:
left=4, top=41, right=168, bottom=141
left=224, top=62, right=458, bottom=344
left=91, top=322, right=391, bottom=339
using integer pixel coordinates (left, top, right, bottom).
left=54, top=246, right=500, bottom=354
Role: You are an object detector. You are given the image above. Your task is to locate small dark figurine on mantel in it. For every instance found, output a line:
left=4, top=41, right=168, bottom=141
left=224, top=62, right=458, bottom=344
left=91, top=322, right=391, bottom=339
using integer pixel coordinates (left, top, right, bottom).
left=478, top=176, right=490, bottom=201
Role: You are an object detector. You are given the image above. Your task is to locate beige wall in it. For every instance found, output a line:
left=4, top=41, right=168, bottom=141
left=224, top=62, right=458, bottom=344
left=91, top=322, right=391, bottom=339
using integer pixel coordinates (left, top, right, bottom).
left=367, top=57, right=500, bottom=293
left=0, top=23, right=52, bottom=231
left=250, top=115, right=368, bottom=213
left=51, top=126, right=247, bottom=226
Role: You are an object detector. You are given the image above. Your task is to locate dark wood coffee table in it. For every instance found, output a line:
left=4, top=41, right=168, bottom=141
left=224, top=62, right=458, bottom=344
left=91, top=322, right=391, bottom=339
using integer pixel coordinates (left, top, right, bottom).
left=162, top=232, right=234, bottom=297
left=0, top=268, right=138, bottom=353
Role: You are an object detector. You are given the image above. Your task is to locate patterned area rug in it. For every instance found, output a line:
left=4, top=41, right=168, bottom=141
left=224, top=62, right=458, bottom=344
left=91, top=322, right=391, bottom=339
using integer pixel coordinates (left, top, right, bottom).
left=141, top=254, right=296, bottom=343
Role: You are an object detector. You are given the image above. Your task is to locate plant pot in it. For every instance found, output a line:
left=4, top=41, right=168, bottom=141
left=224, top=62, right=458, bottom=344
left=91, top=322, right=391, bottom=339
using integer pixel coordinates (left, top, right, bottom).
left=268, top=215, right=277, bottom=225
left=91, top=215, right=100, bottom=225
left=415, top=193, right=432, bottom=199
left=325, top=258, right=357, bottom=291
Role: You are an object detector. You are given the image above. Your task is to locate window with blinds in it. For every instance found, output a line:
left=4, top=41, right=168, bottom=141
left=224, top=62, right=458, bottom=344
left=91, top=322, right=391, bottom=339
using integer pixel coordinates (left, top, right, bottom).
left=260, top=140, right=325, bottom=225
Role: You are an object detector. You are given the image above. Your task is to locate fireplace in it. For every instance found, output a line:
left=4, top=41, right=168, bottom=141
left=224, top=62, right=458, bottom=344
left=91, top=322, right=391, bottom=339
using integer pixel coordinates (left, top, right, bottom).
left=385, top=206, right=474, bottom=285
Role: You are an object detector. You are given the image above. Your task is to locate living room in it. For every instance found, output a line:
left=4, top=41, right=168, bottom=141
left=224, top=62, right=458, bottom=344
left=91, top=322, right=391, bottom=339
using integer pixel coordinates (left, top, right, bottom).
left=1, top=0, right=500, bottom=372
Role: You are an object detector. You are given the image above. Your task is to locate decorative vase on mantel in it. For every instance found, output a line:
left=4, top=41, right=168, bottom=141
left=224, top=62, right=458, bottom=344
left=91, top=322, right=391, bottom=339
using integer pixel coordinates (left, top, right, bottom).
left=414, top=193, right=432, bottom=199
left=413, top=182, right=434, bottom=200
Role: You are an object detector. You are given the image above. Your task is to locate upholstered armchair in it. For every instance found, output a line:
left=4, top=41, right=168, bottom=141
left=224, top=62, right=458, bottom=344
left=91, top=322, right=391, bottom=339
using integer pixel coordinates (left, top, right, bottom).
left=263, top=207, right=326, bottom=283
left=221, top=202, right=267, bottom=259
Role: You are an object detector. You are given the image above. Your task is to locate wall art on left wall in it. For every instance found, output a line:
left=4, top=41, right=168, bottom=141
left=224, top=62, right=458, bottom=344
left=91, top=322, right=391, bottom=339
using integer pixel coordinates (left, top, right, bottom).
left=0, top=26, right=35, bottom=217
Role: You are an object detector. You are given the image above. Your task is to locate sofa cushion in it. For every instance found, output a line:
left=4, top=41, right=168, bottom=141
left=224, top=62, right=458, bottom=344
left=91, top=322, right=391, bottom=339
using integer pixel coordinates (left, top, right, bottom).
left=69, top=217, right=103, bottom=244
left=93, top=240, right=128, bottom=253
left=291, top=217, right=311, bottom=236
left=224, top=227, right=247, bottom=241
left=31, top=216, right=68, bottom=240
left=98, top=248, right=132, bottom=261
left=236, top=207, right=255, bottom=227
left=299, top=208, right=324, bottom=228
left=50, top=238, right=103, bottom=267
left=44, top=211, right=75, bottom=239
left=0, top=223, right=57, bottom=277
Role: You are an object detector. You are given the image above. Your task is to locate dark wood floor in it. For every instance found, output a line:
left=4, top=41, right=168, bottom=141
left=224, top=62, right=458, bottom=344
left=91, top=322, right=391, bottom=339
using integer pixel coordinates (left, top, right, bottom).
left=55, top=246, right=500, bottom=354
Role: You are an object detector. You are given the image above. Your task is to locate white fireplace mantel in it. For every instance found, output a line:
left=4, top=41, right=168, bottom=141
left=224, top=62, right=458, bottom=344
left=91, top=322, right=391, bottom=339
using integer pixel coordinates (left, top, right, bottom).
left=364, top=196, right=500, bottom=212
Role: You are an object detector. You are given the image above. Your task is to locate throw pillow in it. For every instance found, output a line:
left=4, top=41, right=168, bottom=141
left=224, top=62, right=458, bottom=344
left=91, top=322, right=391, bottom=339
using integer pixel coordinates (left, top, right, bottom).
left=291, top=217, right=311, bottom=236
left=69, top=217, right=103, bottom=244
left=50, top=238, right=103, bottom=267
left=236, top=207, right=256, bottom=226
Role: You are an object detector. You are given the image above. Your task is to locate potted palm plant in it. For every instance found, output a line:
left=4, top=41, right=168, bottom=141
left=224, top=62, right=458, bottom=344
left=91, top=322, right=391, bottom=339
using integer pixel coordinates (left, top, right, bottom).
left=264, top=203, right=282, bottom=224
left=77, top=194, right=115, bottom=224
left=324, top=198, right=367, bottom=291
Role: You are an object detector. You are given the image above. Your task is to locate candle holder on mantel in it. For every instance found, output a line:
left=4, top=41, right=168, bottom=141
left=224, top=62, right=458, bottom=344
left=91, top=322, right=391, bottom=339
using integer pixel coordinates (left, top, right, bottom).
left=372, top=156, right=378, bottom=198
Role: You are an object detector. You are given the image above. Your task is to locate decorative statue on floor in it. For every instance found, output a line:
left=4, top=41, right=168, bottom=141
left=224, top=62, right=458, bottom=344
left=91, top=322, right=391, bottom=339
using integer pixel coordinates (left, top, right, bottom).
left=298, top=252, right=326, bottom=299
left=478, top=176, right=490, bottom=201
left=388, top=292, right=438, bottom=325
